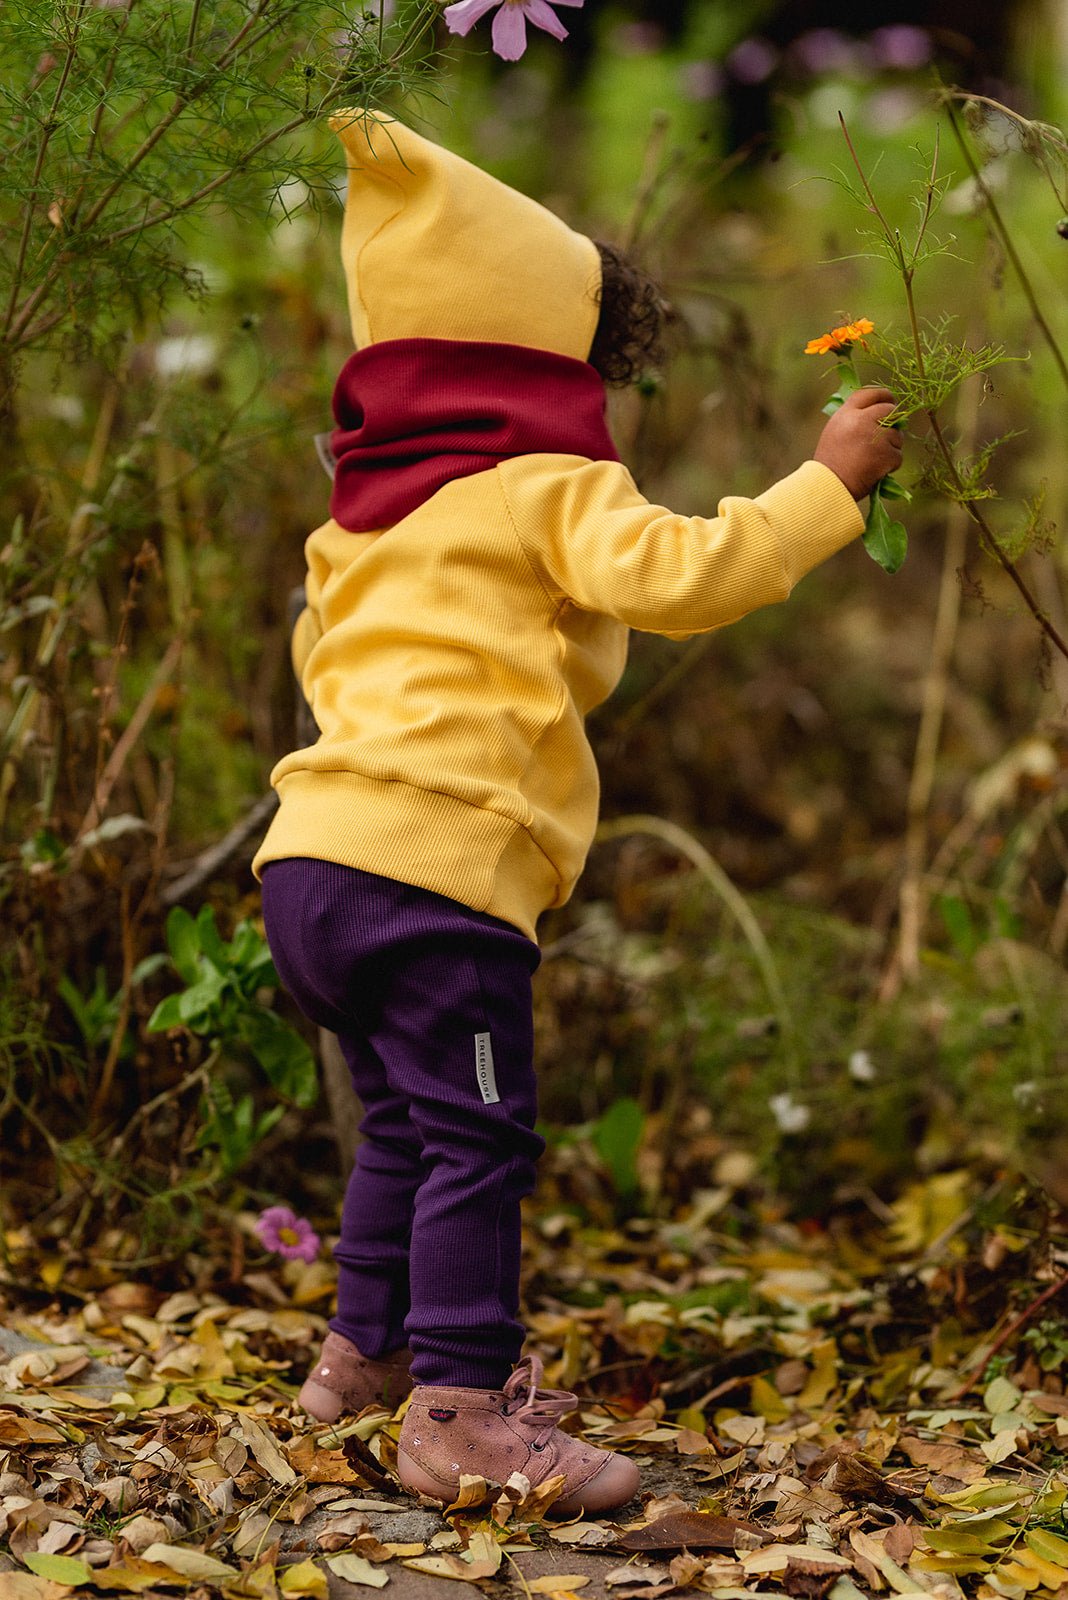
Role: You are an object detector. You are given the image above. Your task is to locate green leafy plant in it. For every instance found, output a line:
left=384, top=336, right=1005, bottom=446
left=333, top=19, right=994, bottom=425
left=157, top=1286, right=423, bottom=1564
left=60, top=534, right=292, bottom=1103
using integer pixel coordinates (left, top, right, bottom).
left=148, top=904, right=316, bottom=1174
left=58, top=956, right=168, bottom=1063
left=590, top=1095, right=645, bottom=1201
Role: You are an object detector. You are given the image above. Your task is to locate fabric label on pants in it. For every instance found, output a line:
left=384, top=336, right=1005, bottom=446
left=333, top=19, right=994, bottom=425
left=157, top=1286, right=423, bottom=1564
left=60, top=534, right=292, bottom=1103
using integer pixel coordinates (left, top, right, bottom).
left=474, top=1033, right=500, bottom=1105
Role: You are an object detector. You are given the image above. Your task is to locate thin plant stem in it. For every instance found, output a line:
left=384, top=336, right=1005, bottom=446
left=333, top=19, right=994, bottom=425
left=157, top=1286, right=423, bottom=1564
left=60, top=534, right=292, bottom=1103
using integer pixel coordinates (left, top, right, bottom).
left=7, top=0, right=283, bottom=345
left=74, top=633, right=184, bottom=849
left=945, top=104, right=1068, bottom=392
left=596, top=813, right=796, bottom=1063
left=66, top=2, right=138, bottom=227
left=185, top=0, right=204, bottom=52
left=610, top=632, right=717, bottom=741
left=2, top=0, right=89, bottom=339
left=882, top=373, right=981, bottom=999
left=839, top=117, right=1068, bottom=666
left=948, top=1268, right=1068, bottom=1402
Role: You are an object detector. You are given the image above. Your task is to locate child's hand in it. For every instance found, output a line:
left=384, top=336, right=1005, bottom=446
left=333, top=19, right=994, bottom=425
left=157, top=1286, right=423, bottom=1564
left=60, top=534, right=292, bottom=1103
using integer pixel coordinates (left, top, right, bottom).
left=813, top=387, right=903, bottom=501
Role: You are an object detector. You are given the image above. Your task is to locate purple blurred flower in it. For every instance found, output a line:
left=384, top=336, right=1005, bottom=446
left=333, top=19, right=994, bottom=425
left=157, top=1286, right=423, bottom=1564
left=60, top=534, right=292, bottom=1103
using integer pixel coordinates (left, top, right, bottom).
left=791, top=28, right=859, bottom=76
left=725, top=37, right=779, bottom=85
left=870, top=25, right=931, bottom=70
left=679, top=60, right=725, bottom=102
left=255, top=1205, right=320, bottom=1263
left=609, top=21, right=664, bottom=57
left=443, top=0, right=584, bottom=61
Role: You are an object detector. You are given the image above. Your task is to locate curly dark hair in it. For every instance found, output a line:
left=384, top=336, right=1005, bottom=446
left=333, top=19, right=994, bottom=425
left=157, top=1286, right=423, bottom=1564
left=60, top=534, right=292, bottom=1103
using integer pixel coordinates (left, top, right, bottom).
left=587, top=241, right=668, bottom=388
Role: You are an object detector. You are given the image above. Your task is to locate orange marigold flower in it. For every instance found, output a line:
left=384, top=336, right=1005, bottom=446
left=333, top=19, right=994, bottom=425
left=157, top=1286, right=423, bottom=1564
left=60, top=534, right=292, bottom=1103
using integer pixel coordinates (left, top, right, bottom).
left=804, top=317, right=875, bottom=354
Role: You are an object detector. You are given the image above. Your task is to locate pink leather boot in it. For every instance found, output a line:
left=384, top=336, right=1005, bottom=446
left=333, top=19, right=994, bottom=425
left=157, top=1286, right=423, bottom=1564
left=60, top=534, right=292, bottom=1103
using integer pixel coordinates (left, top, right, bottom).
left=299, top=1331, right=414, bottom=1422
left=397, top=1355, right=640, bottom=1515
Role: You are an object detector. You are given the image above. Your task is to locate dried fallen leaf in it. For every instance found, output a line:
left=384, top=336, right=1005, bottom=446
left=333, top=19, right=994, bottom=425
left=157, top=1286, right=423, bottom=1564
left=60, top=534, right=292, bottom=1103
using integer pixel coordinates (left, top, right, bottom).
left=526, top=1576, right=591, bottom=1593
left=0, top=1576, right=72, bottom=1600
left=138, top=1544, right=239, bottom=1582
left=239, top=1417, right=297, bottom=1487
left=605, top=1566, right=669, bottom=1588
left=284, top=1435, right=359, bottom=1485
left=548, top=1524, right=620, bottom=1548
left=444, top=1475, right=493, bottom=1513
left=617, top=1512, right=768, bottom=1553
left=0, top=1416, right=65, bottom=1445
left=324, top=1554, right=389, bottom=1588
left=403, top=1529, right=502, bottom=1584
left=278, top=1559, right=328, bottom=1598
left=88, top=1559, right=193, bottom=1592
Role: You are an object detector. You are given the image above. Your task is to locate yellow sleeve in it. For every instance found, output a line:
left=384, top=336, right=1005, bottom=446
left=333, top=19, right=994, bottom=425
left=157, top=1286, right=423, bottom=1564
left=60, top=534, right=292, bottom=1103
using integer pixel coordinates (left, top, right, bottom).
left=499, top=456, right=865, bottom=638
left=291, top=601, right=323, bottom=682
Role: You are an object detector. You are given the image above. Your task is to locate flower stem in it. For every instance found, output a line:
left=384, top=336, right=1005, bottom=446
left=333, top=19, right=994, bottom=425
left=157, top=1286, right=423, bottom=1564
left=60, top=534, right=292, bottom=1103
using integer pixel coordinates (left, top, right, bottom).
left=842, top=119, right=1068, bottom=666
left=945, top=103, right=1068, bottom=393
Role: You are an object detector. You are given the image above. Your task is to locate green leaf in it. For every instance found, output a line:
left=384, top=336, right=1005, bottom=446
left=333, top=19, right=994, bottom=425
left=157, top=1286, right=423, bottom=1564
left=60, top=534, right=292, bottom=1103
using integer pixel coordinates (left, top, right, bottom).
left=147, top=993, right=184, bottom=1032
left=130, top=951, right=171, bottom=986
left=877, top=472, right=911, bottom=501
left=196, top=902, right=229, bottom=969
left=822, top=359, right=861, bottom=416
left=591, top=1096, right=644, bottom=1197
left=176, top=968, right=227, bottom=1026
left=938, top=894, right=980, bottom=959
left=165, top=905, right=201, bottom=984
left=237, top=1009, right=318, bottom=1107
left=862, top=481, right=908, bottom=574
left=24, top=1552, right=93, bottom=1584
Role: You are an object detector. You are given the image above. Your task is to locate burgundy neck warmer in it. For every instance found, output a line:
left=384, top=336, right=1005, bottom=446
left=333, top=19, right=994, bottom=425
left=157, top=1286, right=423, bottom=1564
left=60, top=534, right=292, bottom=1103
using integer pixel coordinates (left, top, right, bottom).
left=329, top=338, right=619, bottom=533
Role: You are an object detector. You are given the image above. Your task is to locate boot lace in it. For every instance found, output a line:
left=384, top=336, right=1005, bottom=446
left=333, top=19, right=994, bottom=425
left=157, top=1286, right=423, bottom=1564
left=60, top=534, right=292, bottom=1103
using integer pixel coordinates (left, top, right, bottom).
left=501, top=1355, right=577, bottom=1447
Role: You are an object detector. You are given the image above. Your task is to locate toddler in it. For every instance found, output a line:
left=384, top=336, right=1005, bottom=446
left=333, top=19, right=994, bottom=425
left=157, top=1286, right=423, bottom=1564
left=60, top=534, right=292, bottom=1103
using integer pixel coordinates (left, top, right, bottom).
left=253, top=107, right=902, bottom=1514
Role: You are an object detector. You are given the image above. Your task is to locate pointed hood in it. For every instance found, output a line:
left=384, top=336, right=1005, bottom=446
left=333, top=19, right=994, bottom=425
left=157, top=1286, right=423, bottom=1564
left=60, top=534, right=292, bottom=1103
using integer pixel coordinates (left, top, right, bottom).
left=329, top=107, right=602, bottom=360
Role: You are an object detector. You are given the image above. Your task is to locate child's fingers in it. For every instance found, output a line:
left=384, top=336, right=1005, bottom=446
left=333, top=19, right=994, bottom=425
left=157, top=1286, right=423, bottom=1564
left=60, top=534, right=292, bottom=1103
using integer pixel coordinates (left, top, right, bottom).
left=844, top=386, right=896, bottom=409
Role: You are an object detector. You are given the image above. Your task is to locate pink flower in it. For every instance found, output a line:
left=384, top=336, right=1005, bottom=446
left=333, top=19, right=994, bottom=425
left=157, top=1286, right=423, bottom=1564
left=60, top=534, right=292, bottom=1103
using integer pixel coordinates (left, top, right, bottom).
left=255, top=1205, right=320, bottom=1263
left=443, top=0, right=584, bottom=62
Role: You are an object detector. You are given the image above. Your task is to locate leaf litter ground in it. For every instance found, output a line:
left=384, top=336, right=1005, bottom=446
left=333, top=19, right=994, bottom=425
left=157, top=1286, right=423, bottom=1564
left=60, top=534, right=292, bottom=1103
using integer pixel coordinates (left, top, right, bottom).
left=3, top=1172, right=1068, bottom=1600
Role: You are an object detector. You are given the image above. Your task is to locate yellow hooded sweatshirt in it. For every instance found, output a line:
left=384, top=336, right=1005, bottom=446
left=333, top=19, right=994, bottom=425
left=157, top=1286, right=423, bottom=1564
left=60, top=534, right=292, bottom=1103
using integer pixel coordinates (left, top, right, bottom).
left=252, top=109, right=865, bottom=940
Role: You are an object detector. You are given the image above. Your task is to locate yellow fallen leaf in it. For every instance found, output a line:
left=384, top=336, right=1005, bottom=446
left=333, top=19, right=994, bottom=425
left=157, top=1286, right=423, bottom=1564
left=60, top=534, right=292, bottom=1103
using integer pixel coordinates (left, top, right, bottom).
left=87, top=1561, right=193, bottom=1592
left=139, top=1544, right=239, bottom=1582
left=278, top=1559, right=328, bottom=1599
left=1010, top=1548, right=1068, bottom=1589
left=1027, top=1529, right=1068, bottom=1566
left=527, top=1576, right=591, bottom=1592
left=444, top=1474, right=492, bottom=1512
left=675, top=1405, right=707, bottom=1432
left=997, top=1561, right=1042, bottom=1591
left=224, top=1566, right=281, bottom=1600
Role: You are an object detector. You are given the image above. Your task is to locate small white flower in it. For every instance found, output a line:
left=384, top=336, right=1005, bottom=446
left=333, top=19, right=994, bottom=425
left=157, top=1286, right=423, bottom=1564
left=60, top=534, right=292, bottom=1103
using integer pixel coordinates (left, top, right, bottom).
left=154, top=334, right=217, bottom=380
left=1012, top=1081, right=1038, bottom=1106
left=848, top=1050, right=876, bottom=1082
left=769, top=1093, right=811, bottom=1133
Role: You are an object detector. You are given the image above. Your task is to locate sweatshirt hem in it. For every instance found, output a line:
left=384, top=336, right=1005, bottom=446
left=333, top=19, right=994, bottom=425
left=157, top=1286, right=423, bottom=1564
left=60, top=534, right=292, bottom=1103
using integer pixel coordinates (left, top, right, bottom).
left=252, top=770, right=563, bottom=941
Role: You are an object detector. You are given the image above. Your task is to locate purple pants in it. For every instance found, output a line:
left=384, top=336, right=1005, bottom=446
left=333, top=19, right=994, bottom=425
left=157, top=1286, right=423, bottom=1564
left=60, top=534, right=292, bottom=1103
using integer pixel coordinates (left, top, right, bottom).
left=260, top=857, right=543, bottom=1389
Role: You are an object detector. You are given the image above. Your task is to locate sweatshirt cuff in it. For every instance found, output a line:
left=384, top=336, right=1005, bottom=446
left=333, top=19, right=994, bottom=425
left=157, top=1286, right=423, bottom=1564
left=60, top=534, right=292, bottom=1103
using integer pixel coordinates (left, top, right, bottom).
left=755, top=460, right=866, bottom=591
